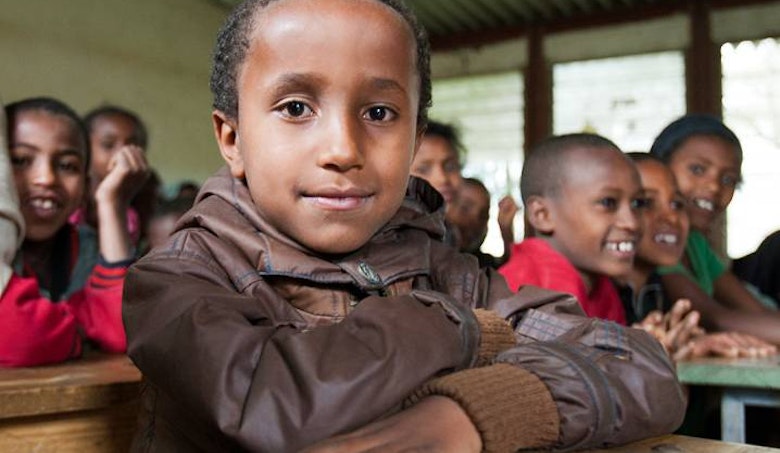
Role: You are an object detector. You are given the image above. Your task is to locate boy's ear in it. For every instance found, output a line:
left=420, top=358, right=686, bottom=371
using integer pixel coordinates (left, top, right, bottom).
left=412, top=125, right=426, bottom=161
left=212, top=110, right=245, bottom=179
left=525, top=195, right=555, bottom=234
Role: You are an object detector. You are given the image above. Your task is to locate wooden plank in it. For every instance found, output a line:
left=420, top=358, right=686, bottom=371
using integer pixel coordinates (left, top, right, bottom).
left=0, top=354, right=142, bottom=419
left=586, top=434, right=780, bottom=452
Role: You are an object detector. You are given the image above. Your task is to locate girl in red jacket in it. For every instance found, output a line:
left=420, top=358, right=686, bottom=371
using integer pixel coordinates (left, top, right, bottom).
left=0, top=97, right=148, bottom=367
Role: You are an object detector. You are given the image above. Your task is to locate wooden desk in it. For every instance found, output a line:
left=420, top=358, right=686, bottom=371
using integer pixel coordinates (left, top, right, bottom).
left=0, top=353, right=142, bottom=452
left=587, top=434, right=780, bottom=452
left=677, top=355, right=780, bottom=443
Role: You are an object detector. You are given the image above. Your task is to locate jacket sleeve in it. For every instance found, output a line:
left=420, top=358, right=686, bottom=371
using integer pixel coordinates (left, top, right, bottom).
left=123, top=244, right=479, bottom=452
left=0, top=274, right=82, bottom=367
left=423, top=249, right=686, bottom=451
left=68, top=261, right=128, bottom=352
left=0, top=105, right=24, bottom=294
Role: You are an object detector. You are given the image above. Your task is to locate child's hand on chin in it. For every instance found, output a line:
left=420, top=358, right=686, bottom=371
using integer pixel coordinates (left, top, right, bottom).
left=301, top=396, right=481, bottom=453
left=94, top=145, right=150, bottom=208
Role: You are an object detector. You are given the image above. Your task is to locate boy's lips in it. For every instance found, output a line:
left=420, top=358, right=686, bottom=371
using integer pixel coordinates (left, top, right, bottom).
left=302, top=187, right=373, bottom=211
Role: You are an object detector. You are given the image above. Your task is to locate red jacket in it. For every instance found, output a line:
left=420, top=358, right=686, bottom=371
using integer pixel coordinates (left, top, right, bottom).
left=0, top=227, right=128, bottom=367
left=499, top=238, right=627, bottom=325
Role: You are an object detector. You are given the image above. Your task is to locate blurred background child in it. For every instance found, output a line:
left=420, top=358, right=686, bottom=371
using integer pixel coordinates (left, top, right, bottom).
left=650, top=114, right=780, bottom=344
left=0, top=97, right=147, bottom=367
left=75, top=105, right=156, bottom=247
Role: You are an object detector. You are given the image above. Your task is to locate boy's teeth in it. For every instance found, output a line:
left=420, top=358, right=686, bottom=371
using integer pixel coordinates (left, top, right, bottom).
left=31, top=198, right=57, bottom=210
left=654, top=233, right=678, bottom=244
left=606, top=241, right=634, bottom=252
left=694, top=198, right=714, bottom=211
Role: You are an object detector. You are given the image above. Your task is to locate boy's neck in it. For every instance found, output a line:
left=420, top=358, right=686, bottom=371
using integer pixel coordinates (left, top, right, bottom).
left=619, top=261, right=652, bottom=293
left=536, top=235, right=596, bottom=293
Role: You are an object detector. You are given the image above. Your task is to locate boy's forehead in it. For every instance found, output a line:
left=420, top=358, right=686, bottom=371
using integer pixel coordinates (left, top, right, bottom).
left=560, top=146, right=639, bottom=189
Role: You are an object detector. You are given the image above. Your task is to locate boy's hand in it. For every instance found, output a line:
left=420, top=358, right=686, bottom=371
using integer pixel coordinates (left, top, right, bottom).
left=633, top=299, right=704, bottom=359
left=497, top=195, right=519, bottom=238
left=678, top=332, right=777, bottom=360
left=301, top=396, right=481, bottom=453
left=94, top=145, right=150, bottom=208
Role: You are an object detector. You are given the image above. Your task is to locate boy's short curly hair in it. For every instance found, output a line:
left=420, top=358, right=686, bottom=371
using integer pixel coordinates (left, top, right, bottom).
left=424, top=120, right=467, bottom=164
left=521, top=133, right=622, bottom=204
left=209, top=0, right=431, bottom=127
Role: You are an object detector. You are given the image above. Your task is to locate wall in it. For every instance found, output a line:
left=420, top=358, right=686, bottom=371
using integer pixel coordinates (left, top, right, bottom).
left=0, top=0, right=227, bottom=187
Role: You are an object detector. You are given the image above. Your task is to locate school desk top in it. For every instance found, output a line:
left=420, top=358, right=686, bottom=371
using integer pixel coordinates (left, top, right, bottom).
left=677, top=355, right=780, bottom=389
left=0, top=352, right=141, bottom=452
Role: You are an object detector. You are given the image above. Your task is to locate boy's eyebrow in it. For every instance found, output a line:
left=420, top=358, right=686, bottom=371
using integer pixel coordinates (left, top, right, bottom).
left=270, top=73, right=328, bottom=97
left=369, top=77, right=406, bottom=94
left=12, top=142, right=84, bottom=159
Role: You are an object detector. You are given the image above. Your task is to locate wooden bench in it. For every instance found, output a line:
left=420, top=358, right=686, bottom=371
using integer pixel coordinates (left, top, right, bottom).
left=0, top=353, right=141, bottom=452
left=588, top=434, right=780, bottom=452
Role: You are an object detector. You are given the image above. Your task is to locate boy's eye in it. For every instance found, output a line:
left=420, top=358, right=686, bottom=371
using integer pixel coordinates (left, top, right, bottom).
left=10, top=155, right=32, bottom=169
left=279, top=101, right=313, bottom=119
left=412, top=163, right=430, bottom=176
left=721, top=173, right=739, bottom=188
left=57, top=160, right=82, bottom=174
left=688, top=163, right=705, bottom=176
left=364, top=106, right=396, bottom=122
left=597, top=197, right=617, bottom=210
left=671, top=199, right=686, bottom=211
left=635, top=197, right=652, bottom=210
left=443, top=159, right=461, bottom=174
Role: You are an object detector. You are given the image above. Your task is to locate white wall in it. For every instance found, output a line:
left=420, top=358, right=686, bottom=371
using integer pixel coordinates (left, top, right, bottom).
left=0, top=0, right=227, bottom=187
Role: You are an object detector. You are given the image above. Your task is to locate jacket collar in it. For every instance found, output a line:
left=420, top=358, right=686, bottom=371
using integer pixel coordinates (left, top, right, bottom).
left=178, top=167, right=447, bottom=289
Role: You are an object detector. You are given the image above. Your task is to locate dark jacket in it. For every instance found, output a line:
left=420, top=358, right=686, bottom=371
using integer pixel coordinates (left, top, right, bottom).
left=123, top=169, right=685, bottom=452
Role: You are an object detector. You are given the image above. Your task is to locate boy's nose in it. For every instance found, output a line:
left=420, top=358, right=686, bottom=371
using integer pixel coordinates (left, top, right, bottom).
left=30, top=160, right=56, bottom=186
left=317, top=115, right=364, bottom=171
left=617, top=204, right=640, bottom=231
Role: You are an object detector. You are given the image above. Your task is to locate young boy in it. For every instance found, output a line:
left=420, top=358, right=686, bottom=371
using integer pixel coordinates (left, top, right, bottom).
left=499, top=133, right=642, bottom=324
left=123, top=1, right=684, bottom=451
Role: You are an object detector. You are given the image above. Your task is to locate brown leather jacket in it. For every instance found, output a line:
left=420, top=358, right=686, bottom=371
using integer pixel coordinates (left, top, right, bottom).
left=124, top=169, right=685, bottom=452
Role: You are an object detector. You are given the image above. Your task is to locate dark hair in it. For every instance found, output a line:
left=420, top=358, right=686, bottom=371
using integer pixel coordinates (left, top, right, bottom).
left=521, top=133, right=621, bottom=204
left=5, top=97, right=90, bottom=170
left=649, top=114, right=742, bottom=166
left=424, top=120, right=466, bottom=163
left=462, top=176, right=489, bottom=197
left=83, top=105, right=149, bottom=150
left=625, top=151, right=661, bottom=163
left=209, top=0, right=431, bottom=127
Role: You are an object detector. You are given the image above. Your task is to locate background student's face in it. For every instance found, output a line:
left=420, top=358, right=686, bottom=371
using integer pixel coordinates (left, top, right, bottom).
left=635, top=159, right=689, bottom=268
left=667, top=135, right=740, bottom=233
left=543, top=148, right=642, bottom=283
left=217, top=0, right=420, bottom=254
left=89, top=113, right=143, bottom=183
left=447, top=183, right=489, bottom=252
left=411, top=135, right=463, bottom=204
left=10, top=110, right=86, bottom=241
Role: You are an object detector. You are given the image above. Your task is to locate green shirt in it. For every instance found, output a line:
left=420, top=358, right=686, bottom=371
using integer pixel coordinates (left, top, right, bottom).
left=657, top=230, right=726, bottom=296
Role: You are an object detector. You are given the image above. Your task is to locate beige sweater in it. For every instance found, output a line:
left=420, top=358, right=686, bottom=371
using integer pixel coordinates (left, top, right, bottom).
left=0, top=105, right=25, bottom=293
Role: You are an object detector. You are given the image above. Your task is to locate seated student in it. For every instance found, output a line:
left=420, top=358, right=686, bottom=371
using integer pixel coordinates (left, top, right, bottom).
left=0, top=106, right=24, bottom=295
left=618, top=153, right=774, bottom=360
left=73, top=105, right=153, bottom=245
left=650, top=114, right=780, bottom=344
left=733, top=230, right=780, bottom=305
left=448, top=177, right=518, bottom=268
left=122, top=1, right=685, bottom=451
left=411, top=121, right=517, bottom=251
left=0, top=97, right=147, bottom=367
left=499, top=133, right=640, bottom=324
left=143, top=195, right=195, bottom=254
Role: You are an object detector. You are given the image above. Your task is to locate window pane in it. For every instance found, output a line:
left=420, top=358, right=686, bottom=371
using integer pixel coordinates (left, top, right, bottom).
left=429, top=71, right=524, bottom=255
left=553, top=52, right=686, bottom=152
left=723, top=38, right=780, bottom=258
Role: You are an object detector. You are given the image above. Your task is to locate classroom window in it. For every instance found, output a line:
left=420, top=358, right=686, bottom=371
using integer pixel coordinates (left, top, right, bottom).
left=553, top=51, right=686, bottom=152
left=429, top=71, right=524, bottom=255
left=723, top=37, right=780, bottom=258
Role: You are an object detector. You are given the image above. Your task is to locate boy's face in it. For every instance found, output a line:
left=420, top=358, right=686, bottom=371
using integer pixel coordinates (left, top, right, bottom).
left=9, top=110, right=87, bottom=241
left=411, top=135, right=463, bottom=205
left=667, top=135, right=740, bottom=233
left=535, top=148, right=643, bottom=283
left=214, top=0, right=421, bottom=255
left=89, top=113, right=144, bottom=183
left=635, top=159, right=689, bottom=268
left=447, top=183, right=489, bottom=252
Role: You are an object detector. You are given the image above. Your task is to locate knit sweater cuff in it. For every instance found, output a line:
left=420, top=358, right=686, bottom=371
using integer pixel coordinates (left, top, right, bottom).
left=472, top=309, right=516, bottom=366
left=406, top=364, right=560, bottom=452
